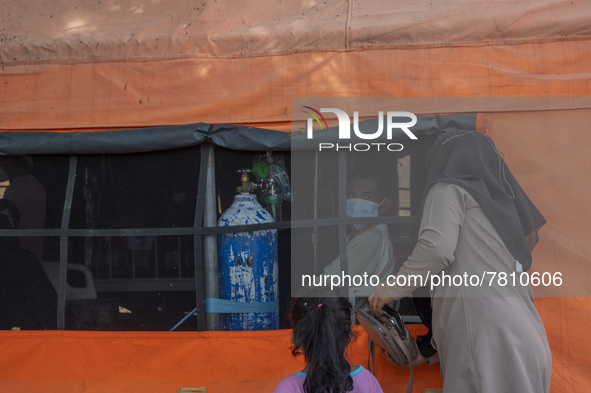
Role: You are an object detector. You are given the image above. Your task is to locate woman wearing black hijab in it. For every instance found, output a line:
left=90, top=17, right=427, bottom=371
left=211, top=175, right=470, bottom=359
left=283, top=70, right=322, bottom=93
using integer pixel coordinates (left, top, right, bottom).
left=369, top=130, right=551, bottom=393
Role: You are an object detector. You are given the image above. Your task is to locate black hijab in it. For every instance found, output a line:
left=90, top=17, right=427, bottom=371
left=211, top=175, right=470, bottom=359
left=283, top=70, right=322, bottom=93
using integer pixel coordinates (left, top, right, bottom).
left=420, top=130, right=546, bottom=271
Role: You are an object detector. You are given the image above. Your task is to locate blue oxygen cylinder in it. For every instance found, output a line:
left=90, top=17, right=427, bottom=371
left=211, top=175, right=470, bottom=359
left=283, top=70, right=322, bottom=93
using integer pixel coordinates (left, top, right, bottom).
left=217, top=193, right=278, bottom=330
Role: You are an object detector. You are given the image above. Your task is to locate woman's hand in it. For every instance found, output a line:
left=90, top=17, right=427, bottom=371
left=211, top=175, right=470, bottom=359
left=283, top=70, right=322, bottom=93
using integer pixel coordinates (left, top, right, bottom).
left=368, top=283, right=397, bottom=316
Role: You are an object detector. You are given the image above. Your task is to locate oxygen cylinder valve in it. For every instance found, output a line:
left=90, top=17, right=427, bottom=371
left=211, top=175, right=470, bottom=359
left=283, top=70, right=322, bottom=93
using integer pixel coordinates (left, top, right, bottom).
left=236, top=170, right=256, bottom=194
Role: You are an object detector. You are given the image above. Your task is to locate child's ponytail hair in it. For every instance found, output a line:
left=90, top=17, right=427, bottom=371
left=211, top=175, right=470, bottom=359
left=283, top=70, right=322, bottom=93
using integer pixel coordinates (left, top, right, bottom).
left=290, top=296, right=354, bottom=393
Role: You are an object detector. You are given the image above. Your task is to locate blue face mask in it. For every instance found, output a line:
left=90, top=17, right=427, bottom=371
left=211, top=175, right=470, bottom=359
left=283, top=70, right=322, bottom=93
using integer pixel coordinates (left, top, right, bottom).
left=346, top=198, right=381, bottom=229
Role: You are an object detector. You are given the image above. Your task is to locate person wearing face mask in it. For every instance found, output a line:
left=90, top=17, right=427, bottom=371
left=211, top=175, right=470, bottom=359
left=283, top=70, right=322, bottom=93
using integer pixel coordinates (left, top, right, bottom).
left=323, top=172, right=396, bottom=308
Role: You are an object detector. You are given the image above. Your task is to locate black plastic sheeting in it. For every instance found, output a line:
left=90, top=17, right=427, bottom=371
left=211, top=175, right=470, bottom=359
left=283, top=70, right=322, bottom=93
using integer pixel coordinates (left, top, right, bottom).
left=0, top=114, right=476, bottom=155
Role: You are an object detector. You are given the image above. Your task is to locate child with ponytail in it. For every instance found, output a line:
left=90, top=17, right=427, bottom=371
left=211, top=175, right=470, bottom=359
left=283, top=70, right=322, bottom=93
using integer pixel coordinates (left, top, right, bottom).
left=273, top=297, right=383, bottom=393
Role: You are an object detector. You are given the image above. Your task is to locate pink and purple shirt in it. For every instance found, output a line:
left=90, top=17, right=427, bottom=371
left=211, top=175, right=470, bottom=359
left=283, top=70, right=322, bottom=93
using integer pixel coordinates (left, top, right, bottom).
left=273, top=365, right=384, bottom=393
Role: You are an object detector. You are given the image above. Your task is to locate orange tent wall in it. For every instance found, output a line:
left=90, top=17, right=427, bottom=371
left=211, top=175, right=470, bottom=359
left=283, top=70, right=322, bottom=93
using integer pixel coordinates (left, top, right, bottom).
left=3, top=41, right=591, bottom=130
left=486, top=109, right=591, bottom=298
left=487, top=109, right=591, bottom=391
left=0, top=299, right=588, bottom=393
left=2, top=1, right=591, bottom=130
left=0, top=325, right=438, bottom=393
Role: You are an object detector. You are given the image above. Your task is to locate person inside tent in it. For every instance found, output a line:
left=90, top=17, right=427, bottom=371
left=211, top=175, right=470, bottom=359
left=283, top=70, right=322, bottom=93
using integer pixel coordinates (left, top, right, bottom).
left=0, top=156, right=47, bottom=261
left=0, top=199, right=57, bottom=330
left=323, top=171, right=396, bottom=309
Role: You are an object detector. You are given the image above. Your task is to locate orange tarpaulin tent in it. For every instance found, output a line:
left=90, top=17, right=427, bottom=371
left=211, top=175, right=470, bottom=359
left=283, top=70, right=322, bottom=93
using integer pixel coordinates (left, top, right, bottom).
left=0, top=326, right=449, bottom=393
left=1, top=1, right=590, bottom=392
left=2, top=0, right=591, bottom=130
left=0, top=299, right=589, bottom=392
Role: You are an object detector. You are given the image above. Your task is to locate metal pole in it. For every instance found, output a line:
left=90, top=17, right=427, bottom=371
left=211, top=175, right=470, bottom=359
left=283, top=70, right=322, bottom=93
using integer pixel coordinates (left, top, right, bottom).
left=58, top=155, right=77, bottom=330
left=203, top=144, right=219, bottom=330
